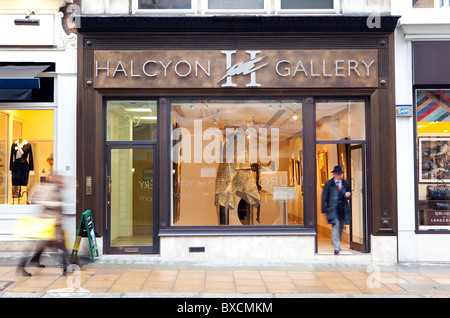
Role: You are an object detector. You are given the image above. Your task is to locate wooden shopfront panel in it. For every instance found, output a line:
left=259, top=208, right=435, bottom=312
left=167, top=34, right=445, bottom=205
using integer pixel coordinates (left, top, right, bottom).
left=77, top=29, right=398, bottom=250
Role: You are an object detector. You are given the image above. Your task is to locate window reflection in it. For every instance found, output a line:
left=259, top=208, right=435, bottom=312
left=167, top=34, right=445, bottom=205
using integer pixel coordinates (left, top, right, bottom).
left=138, top=0, right=191, bottom=9
left=171, top=99, right=303, bottom=226
left=412, top=0, right=434, bottom=8
left=208, top=0, right=264, bottom=9
left=281, top=0, right=333, bottom=9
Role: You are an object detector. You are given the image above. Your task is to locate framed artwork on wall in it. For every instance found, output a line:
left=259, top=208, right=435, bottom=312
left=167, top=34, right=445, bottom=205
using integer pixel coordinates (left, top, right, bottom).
left=318, top=150, right=328, bottom=187
left=419, top=137, right=450, bottom=183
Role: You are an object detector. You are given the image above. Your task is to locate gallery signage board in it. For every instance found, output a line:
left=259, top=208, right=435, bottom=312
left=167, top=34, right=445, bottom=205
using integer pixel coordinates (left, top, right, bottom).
left=94, top=49, right=378, bottom=89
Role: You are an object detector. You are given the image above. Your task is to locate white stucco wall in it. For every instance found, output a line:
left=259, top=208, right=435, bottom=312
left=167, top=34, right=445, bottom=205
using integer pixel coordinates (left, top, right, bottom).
left=0, top=6, right=77, bottom=251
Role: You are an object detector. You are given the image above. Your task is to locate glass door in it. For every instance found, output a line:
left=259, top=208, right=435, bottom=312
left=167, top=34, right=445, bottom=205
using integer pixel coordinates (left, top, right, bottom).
left=105, top=99, right=158, bottom=254
left=349, top=144, right=368, bottom=252
left=315, top=98, right=369, bottom=254
left=106, top=145, right=156, bottom=253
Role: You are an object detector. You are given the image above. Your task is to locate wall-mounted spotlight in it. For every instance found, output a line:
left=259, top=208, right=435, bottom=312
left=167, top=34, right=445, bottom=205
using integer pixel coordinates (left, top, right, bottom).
left=14, top=10, right=40, bottom=26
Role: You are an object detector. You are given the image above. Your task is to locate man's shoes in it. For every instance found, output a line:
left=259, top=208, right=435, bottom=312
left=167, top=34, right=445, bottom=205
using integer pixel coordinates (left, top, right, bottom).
left=334, top=249, right=340, bottom=255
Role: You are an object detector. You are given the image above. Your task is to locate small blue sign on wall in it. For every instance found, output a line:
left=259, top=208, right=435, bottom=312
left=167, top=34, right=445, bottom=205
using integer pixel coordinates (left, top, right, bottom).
left=396, top=105, right=413, bottom=117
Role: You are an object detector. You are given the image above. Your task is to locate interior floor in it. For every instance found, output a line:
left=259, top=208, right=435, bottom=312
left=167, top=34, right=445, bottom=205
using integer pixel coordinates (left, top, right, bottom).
left=111, top=235, right=153, bottom=247
left=317, top=232, right=363, bottom=254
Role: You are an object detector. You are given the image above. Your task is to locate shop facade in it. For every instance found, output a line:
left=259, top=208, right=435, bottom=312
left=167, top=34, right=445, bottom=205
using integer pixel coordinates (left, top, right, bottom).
left=395, top=2, right=450, bottom=262
left=0, top=2, right=78, bottom=250
left=76, top=15, right=399, bottom=262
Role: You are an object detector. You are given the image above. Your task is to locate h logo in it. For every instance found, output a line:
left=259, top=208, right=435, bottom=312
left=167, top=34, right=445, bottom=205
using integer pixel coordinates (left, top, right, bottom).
left=219, top=50, right=268, bottom=87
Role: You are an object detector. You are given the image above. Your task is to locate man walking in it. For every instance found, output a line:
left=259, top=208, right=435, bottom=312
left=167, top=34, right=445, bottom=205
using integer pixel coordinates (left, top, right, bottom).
left=321, top=166, right=352, bottom=254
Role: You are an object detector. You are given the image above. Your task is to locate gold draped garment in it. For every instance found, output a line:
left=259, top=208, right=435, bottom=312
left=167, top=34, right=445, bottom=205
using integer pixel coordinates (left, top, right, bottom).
left=214, top=132, right=260, bottom=209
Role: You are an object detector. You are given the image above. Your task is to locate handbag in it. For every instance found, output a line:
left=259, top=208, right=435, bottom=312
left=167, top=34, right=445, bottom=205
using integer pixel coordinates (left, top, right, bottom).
left=426, top=178, right=450, bottom=200
left=13, top=218, right=56, bottom=240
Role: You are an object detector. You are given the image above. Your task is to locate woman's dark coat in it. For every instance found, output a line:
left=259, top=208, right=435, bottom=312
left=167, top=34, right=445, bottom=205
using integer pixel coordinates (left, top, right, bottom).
left=321, top=178, right=352, bottom=225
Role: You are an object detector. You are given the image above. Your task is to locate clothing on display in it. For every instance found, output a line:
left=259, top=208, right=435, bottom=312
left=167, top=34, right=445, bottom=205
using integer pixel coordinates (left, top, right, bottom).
left=10, top=139, right=34, bottom=186
left=214, top=162, right=260, bottom=209
left=214, top=132, right=261, bottom=223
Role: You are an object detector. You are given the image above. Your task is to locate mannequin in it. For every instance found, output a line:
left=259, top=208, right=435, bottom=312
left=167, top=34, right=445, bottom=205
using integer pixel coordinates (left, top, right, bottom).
left=214, top=130, right=260, bottom=225
left=10, top=139, right=34, bottom=203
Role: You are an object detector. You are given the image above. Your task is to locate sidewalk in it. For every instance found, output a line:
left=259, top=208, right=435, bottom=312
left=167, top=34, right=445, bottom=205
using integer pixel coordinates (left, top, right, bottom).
left=0, top=253, right=449, bottom=298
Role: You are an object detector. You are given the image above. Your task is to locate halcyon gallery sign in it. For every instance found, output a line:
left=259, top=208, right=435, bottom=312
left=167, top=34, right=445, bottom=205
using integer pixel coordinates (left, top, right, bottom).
left=94, top=49, right=378, bottom=89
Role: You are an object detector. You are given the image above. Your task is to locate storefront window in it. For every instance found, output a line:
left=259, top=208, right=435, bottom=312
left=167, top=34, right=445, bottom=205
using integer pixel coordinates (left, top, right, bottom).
left=416, top=89, right=450, bottom=230
left=171, top=99, right=303, bottom=226
left=107, top=100, right=157, bottom=142
left=281, top=0, right=333, bottom=9
left=413, top=0, right=434, bottom=8
left=208, top=0, right=264, bottom=10
left=316, top=100, right=366, bottom=141
left=0, top=110, right=54, bottom=205
left=138, top=0, right=191, bottom=9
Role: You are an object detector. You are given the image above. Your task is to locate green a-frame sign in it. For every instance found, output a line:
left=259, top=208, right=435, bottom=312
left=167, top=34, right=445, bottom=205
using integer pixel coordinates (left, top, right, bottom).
left=70, top=210, right=99, bottom=263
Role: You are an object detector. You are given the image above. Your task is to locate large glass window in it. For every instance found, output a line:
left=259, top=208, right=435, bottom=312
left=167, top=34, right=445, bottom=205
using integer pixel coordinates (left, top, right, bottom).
left=0, top=110, right=54, bottom=205
left=208, top=0, right=264, bottom=10
left=413, top=0, right=434, bottom=8
left=171, top=99, right=303, bottom=226
left=412, top=0, right=450, bottom=8
left=416, top=89, right=450, bottom=230
left=281, top=0, right=333, bottom=9
left=138, top=0, right=191, bottom=9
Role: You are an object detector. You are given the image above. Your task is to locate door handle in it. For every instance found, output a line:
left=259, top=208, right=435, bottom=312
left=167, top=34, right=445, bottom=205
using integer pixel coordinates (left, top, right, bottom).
left=107, top=176, right=111, bottom=195
left=106, top=176, right=111, bottom=230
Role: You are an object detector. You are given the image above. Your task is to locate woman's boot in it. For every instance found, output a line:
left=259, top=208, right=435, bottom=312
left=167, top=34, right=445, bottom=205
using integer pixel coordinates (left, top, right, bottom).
left=16, top=257, right=32, bottom=277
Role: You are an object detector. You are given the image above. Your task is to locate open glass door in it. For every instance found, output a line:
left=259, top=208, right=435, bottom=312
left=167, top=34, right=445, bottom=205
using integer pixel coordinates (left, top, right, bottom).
left=315, top=99, right=369, bottom=254
left=349, top=144, right=368, bottom=252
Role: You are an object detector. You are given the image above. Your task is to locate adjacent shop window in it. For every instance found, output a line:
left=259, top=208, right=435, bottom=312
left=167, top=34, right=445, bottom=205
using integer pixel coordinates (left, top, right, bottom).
left=171, top=99, right=303, bottom=226
left=416, top=89, right=450, bottom=230
left=107, top=100, right=157, bottom=142
left=138, top=0, right=191, bottom=9
left=412, top=0, right=434, bottom=7
left=0, top=110, right=54, bottom=205
left=281, top=0, right=333, bottom=9
left=208, top=0, right=264, bottom=10
left=412, top=0, right=450, bottom=7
